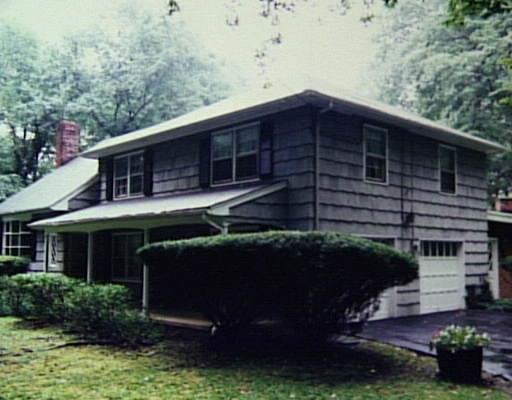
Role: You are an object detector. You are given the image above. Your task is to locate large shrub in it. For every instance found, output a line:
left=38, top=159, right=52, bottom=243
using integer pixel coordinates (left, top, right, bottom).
left=0, top=256, right=30, bottom=276
left=139, top=231, right=418, bottom=340
left=2, top=273, right=159, bottom=346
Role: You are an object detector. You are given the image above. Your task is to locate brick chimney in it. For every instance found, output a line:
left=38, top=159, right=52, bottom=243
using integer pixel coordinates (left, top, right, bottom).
left=495, top=191, right=512, bottom=213
left=56, top=120, right=80, bottom=167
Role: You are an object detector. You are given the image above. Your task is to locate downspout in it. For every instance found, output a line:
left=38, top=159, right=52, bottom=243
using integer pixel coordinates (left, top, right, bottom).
left=202, top=212, right=229, bottom=234
left=313, top=102, right=334, bottom=230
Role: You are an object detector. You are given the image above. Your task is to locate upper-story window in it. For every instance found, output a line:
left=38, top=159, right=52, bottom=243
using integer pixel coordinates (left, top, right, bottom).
left=2, top=220, right=31, bottom=258
left=364, top=125, right=388, bottom=184
left=211, top=123, right=259, bottom=185
left=439, top=145, right=456, bottom=194
left=114, top=152, right=144, bottom=199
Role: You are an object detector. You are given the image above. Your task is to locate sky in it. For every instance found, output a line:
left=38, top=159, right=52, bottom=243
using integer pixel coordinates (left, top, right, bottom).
left=0, top=0, right=383, bottom=95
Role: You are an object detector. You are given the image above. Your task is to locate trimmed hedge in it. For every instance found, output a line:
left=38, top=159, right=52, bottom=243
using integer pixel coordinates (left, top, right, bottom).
left=0, top=256, right=30, bottom=276
left=139, top=231, right=418, bottom=340
left=1, top=274, right=159, bottom=346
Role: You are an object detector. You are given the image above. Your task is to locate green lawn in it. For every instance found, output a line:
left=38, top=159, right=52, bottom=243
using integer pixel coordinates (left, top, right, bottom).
left=0, top=317, right=507, bottom=400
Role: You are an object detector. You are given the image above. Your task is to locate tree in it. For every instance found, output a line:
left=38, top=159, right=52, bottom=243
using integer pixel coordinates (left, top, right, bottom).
left=70, top=7, right=230, bottom=143
left=369, top=0, right=512, bottom=195
left=0, top=6, right=230, bottom=189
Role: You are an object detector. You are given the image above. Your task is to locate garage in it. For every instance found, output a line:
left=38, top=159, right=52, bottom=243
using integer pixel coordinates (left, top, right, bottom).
left=419, top=241, right=465, bottom=314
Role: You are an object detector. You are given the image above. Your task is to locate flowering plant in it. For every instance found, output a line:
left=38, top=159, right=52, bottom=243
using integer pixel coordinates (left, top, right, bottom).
left=430, top=325, right=491, bottom=352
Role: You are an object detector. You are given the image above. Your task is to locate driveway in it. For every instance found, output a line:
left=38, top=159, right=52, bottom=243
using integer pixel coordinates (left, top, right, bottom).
left=359, top=310, right=512, bottom=380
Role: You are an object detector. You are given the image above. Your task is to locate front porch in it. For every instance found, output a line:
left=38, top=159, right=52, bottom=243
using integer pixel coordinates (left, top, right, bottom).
left=28, top=183, right=287, bottom=315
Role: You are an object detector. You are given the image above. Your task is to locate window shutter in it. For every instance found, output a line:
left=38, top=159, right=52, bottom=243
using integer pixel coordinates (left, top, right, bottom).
left=143, top=148, right=153, bottom=197
left=30, top=230, right=37, bottom=262
left=0, top=221, right=3, bottom=254
left=259, top=121, right=274, bottom=179
left=104, top=157, right=114, bottom=201
left=199, top=134, right=211, bottom=188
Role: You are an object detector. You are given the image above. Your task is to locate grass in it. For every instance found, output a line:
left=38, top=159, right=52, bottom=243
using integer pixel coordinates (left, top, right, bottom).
left=0, top=317, right=508, bottom=400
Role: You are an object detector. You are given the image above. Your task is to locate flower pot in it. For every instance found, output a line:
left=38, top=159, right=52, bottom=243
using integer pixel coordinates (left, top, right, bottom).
left=436, top=346, right=483, bottom=383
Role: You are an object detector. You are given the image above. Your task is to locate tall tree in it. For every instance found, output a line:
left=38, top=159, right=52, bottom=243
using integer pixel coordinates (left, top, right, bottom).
left=369, top=0, right=512, bottom=195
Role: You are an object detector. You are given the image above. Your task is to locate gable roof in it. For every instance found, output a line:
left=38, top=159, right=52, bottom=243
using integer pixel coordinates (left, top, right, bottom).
left=81, top=80, right=505, bottom=158
left=0, top=157, right=98, bottom=217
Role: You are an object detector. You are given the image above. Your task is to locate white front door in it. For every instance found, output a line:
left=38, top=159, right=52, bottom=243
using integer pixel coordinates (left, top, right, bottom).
left=419, top=241, right=464, bottom=314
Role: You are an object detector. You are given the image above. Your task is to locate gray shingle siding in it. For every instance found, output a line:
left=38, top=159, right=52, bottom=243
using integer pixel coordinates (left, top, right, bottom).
left=318, top=111, right=489, bottom=316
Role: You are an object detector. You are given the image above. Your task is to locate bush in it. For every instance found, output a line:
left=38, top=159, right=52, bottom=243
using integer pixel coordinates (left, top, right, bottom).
left=0, top=276, right=11, bottom=316
left=0, top=256, right=30, bottom=276
left=2, top=273, right=159, bottom=346
left=139, top=231, right=418, bottom=341
left=6, top=273, right=76, bottom=321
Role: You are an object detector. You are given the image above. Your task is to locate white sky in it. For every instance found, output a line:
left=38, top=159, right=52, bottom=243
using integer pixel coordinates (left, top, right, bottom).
left=0, top=0, right=383, bottom=95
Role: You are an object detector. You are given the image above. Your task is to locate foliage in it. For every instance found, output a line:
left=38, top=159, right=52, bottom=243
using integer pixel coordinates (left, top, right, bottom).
left=1, top=274, right=159, bottom=346
left=0, top=317, right=508, bottom=399
left=0, top=277, right=10, bottom=316
left=430, top=325, right=491, bottom=352
left=481, top=298, right=512, bottom=312
left=370, top=0, right=512, bottom=195
left=0, top=4, right=229, bottom=188
left=139, top=231, right=418, bottom=340
left=466, top=280, right=495, bottom=309
left=0, top=255, right=30, bottom=276
left=447, top=0, right=512, bottom=25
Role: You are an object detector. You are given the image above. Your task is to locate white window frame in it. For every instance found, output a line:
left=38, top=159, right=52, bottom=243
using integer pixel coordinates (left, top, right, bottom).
left=2, top=220, right=32, bottom=258
left=439, top=144, right=457, bottom=195
left=210, top=122, right=260, bottom=186
left=111, top=231, right=143, bottom=283
left=420, top=240, right=460, bottom=258
left=363, top=124, right=389, bottom=185
left=113, top=151, right=144, bottom=200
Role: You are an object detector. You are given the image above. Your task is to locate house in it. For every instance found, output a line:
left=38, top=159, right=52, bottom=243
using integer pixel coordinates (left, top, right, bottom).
left=0, top=82, right=504, bottom=320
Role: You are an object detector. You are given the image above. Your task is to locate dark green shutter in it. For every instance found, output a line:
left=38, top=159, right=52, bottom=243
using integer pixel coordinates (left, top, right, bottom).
left=199, top=134, right=211, bottom=188
left=143, top=148, right=153, bottom=197
left=104, top=157, right=114, bottom=201
left=259, top=121, right=274, bottom=179
left=30, top=230, right=37, bottom=262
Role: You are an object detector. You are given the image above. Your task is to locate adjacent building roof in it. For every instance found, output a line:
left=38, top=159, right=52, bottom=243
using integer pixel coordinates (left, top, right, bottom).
left=30, top=182, right=286, bottom=232
left=488, top=210, right=512, bottom=224
left=0, top=157, right=98, bottom=217
left=81, top=79, right=505, bottom=158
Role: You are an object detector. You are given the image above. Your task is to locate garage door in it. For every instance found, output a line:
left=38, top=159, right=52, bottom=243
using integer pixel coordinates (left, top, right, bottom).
left=419, top=241, right=464, bottom=314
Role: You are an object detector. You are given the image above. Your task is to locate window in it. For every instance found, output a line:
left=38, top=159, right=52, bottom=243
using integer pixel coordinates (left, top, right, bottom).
left=111, top=232, right=143, bottom=282
left=47, top=233, right=62, bottom=271
left=2, top=221, right=32, bottom=258
left=421, top=241, right=459, bottom=258
left=364, top=125, right=388, bottom=183
left=114, top=152, right=144, bottom=199
left=211, top=124, right=259, bottom=185
left=439, top=145, right=456, bottom=194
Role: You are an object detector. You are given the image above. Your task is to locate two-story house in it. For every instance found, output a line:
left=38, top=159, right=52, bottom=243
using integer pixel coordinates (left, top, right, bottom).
left=0, top=82, right=504, bottom=320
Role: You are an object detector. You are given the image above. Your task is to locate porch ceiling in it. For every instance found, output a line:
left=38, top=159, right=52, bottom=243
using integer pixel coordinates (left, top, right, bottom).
left=29, top=182, right=286, bottom=233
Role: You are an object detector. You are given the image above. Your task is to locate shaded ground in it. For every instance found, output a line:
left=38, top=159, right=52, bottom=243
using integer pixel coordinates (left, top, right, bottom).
left=360, top=310, right=512, bottom=380
left=0, top=317, right=508, bottom=399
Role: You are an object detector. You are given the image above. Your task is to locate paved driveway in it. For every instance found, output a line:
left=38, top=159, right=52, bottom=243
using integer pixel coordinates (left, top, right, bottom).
left=359, top=310, right=512, bottom=380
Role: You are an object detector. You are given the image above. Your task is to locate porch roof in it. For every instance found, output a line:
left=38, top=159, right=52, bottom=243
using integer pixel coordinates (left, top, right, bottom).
left=29, top=182, right=286, bottom=232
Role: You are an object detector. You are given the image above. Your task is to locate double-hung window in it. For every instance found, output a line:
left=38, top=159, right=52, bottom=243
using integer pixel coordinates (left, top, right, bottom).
left=111, top=232, right=143, bottom=283
left=114, top=152, right=144, bottom=199
left=364, top=125, right=388, bottom=183
left=2, top=221, right=31, bottom=257
left=211, top=124, right=259, bottom=185
left=439, top=145, right=456, bottom=194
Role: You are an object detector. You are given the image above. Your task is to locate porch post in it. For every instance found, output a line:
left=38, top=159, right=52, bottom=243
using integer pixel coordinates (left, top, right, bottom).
left=142, top=228, right=150, bottom=315
left=86, top=232, right=93, bottom=283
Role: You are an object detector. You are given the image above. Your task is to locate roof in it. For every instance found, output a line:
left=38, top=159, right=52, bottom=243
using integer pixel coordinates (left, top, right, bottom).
left=81, top=79, right=505, bottom=158
left=0, top=157, right=98, bottom=217
left=29, top=182, right=286, bottom=231
left=488, top=210, right=512, bottom=224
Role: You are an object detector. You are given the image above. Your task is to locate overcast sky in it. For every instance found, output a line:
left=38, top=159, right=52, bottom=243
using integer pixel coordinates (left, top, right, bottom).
left=0, top=0, right=383, bottom=94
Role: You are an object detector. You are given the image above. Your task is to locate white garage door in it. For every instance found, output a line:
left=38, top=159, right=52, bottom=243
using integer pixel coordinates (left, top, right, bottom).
left=419, top=241, right=464, bottom=314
